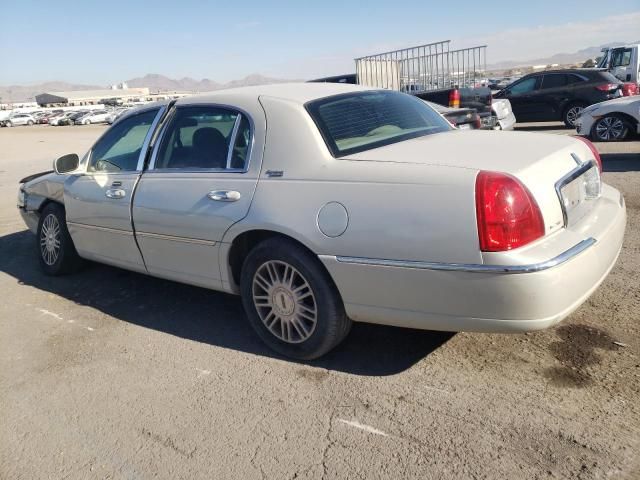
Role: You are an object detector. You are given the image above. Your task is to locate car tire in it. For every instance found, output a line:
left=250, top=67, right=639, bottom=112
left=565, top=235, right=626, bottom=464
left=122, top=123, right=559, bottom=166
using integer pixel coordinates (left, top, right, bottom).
left=591, top=114, right=630, bottom=142
left=6, top=121, right=12, bottom=127
left=563, top=103, right=586, bottom=128
left=240, top=237, right=351, bottom=360
left=27, top=120, right=34, bottom=126
left=37, top=203, right=83, bottom=276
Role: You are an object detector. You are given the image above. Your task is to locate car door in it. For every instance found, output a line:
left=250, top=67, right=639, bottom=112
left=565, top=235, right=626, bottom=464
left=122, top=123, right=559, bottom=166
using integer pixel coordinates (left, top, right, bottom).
left=64, top=106, right=165, bottom=271
left=609, top=47, right=634, bottom=82
left=501, top=76, right=542, bottom=121
left=132, top=104, right=259, bottom=289
left=538, top=73, right=568, bottom=120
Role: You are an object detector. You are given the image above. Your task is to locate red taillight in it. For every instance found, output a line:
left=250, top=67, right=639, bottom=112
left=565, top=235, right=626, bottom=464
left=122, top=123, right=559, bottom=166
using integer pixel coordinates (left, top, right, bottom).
left=475, top=171, right=545, bottom=252
left=574, top=136, right=602, bottom=172
left=622, top=82, right=638, bottom=96
left=595, top=83, right=619, bottom=92
left=449, top=89, right=460, bottom=108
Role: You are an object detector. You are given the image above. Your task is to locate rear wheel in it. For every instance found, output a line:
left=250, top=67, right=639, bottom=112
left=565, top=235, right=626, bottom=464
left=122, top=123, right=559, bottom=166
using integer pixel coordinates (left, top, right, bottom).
left=27, top=120, right=34, bottom=126
left=6, top=121, right=12, bottom=127
left=592, top=114, right=630, bottom=142
left=37, top=203, right=83, bottom=275
left=240, top=238, right=351, bottom=360
left=563, top=103, right=586, bottom=128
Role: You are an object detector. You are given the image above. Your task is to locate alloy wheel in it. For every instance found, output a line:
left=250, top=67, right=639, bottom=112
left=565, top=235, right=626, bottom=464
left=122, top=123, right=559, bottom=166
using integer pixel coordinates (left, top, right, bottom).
left=566, top=106, right=583, bottom=127
left=595, top=116, right=625, bottom=141
left=252, top=260, right=318, bottom=343
left=40, top=213, right=61, bottom=266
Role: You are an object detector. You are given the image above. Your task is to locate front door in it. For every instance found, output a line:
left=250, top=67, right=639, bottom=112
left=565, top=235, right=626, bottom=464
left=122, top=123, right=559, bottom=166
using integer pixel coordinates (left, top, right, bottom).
left=64, top=107, right=164, bottom=271
left=132, top=105, right=260, bottom=289
left=503, top=75, right=542, bottom=122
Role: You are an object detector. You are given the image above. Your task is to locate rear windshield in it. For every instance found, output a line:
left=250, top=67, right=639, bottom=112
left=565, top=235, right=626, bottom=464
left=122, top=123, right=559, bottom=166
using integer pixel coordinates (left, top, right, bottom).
left=305, top=90, right=451, bottom=157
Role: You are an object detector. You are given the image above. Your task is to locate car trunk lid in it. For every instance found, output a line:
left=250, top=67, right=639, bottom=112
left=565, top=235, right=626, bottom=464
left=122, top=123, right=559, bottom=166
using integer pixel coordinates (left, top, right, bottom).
left=342, top=130, right=601, bottom=236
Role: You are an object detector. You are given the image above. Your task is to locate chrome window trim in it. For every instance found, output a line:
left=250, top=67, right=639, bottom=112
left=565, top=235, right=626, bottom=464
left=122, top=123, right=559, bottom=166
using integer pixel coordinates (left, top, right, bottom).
left=226, top=114, right=242, bottom=169
left=554, top=159, right=598, bottom=227
left=147, top=103, right=255, bottom=174
left=335, top=238, right=596, bottom=274
left=135, top=105, right=168, bottom=172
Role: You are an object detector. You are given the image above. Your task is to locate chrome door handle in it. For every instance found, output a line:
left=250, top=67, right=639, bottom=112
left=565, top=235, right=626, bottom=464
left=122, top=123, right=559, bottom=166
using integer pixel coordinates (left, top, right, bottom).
left=105, top=188, right=126, bottom=199
left=207, top=190, right=241, bottom=202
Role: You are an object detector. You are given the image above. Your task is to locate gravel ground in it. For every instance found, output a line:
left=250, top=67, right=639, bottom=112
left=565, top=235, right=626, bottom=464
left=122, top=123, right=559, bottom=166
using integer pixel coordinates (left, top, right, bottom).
left=1, top=124, right=639, bottom=480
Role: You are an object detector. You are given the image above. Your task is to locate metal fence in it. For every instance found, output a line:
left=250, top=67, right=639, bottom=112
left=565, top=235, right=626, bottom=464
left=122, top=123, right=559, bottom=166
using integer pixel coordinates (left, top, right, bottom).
left=355, top=40, right=487, bottom=93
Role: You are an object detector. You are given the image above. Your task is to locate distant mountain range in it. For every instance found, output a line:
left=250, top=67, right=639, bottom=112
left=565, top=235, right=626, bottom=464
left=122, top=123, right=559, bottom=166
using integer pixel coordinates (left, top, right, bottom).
left=2, top=41, right=638, bottom=103
left=0, top=73, right=297, bottom=103
left=487, top=41, right=639, bottom=70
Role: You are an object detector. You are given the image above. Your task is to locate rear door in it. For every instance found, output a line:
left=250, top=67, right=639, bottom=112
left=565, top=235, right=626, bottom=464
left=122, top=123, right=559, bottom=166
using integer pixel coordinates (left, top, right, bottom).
left=132, top=104, right=259, bottom=289
left=64, top=106, right=165, bottom=271
left=538, top=73, right=569, bottom=120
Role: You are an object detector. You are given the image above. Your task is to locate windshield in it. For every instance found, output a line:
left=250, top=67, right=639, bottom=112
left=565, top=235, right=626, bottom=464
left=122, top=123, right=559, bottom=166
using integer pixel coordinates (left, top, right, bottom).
left=305, top=90, right=451, bottom=157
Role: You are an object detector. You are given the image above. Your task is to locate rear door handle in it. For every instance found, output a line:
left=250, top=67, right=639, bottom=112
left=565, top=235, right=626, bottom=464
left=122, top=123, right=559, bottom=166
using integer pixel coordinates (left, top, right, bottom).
left=105, top=188, right=126, bottom=199
left=207, top=190, right=241, bottom=202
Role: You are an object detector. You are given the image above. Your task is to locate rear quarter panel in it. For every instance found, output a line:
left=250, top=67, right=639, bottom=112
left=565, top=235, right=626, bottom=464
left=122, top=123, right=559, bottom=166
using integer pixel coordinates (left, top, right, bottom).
left=223, top=95, right=482, bottom=268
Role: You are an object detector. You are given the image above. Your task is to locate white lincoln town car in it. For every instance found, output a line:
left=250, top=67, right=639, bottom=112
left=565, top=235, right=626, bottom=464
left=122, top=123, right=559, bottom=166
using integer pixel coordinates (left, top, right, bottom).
left=17, top=83, right=626, bottom=359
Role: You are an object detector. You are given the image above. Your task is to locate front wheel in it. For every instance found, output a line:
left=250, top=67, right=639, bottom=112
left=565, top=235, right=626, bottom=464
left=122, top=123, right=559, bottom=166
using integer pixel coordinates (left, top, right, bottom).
left=37, top=203, right=83, bottom=275
left=563, top=103, right=585, bottom=128
left=240, top=238, right=351, bottom=360
left=6, top=121, right=12, bottom=127
left=592, top=114, right=630, bottom=142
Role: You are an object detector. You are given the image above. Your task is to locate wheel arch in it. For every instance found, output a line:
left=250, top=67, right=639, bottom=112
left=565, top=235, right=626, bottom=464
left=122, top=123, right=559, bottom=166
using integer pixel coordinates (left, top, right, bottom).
left=591, top=111, right=638, bottom=139
left=223, top=228, right=335, bottom=294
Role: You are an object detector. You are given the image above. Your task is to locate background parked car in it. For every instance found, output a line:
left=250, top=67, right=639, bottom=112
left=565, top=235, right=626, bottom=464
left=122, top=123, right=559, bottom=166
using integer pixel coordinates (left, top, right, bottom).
left=576, top=95, right=640, bottom=141
left=493, top=69, right=623, bottom=127
left=77, top=110, right=110, bottom=125
left=58, top=111, right=87, bottom=126
left=425, top=101, right=481, bottom=130
left=50, top=112, right=77, bottom=126
left=106, top=107, right=130, bottom=124
left=37, top=110, right=63, bottom=124
left=4, top=113, right=36, bottom=127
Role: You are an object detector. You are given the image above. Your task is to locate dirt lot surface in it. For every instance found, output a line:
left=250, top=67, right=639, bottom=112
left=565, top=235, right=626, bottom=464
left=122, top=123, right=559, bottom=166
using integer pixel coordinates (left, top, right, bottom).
left=1, top=123, right=639, bottom=479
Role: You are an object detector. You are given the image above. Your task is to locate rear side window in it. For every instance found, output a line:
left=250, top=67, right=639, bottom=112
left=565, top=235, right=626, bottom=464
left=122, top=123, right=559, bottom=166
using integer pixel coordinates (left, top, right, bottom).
left=305, top=90, right=451, bottom=157
left=155, top=106, right=250, bottom=170
left=541, top=74, right=567, bottom=89
left=567, top=74, right=586, bottom=84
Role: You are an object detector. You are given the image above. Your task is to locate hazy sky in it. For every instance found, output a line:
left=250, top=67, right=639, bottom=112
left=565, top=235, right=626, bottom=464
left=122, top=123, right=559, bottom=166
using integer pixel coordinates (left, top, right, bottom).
left=1, top=0, right=638, bottom=85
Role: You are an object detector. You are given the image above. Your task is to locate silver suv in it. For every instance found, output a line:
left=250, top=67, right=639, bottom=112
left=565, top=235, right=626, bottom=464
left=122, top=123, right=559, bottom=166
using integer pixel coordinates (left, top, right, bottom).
left=5, top=113, right=36, bottom=127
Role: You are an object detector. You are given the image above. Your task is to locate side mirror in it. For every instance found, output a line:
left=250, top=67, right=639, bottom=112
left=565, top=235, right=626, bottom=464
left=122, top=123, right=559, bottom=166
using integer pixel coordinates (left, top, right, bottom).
left=53, top=153, right=80, bottom=174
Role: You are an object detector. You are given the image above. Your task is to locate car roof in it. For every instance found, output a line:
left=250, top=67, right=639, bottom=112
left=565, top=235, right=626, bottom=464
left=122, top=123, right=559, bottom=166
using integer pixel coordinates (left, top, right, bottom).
left=175, top=82, right=372, bottom=106
left=523, top=68, right=607, bottom=77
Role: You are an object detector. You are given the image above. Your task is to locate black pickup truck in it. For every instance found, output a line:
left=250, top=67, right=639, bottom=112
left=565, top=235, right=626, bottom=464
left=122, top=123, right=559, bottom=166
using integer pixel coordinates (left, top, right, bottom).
left=309, top=73, right=494, bottom=128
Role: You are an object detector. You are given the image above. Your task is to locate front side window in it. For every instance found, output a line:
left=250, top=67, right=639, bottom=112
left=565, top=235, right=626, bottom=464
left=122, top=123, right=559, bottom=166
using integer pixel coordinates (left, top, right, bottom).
left=155, top=106, right=249, bottom=170
left=88, top=108, right=159, bottom=172
left=541, top=74, right=567, bottom=89
left=305, top=90, right=451, bottom=157
left=509, top=77, right=538, bottom=94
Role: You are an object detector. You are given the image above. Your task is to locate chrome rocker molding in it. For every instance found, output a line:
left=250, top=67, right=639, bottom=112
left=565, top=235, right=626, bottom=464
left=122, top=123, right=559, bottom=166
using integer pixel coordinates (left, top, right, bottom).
left=335, top=238, right=597, bottom=274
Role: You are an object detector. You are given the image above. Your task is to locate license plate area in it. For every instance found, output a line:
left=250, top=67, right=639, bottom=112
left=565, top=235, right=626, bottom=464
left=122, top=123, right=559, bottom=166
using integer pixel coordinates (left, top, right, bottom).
left=556, top=161, right=601, bottom=226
